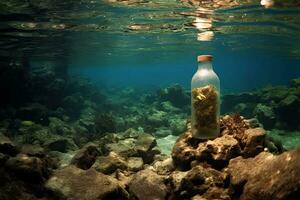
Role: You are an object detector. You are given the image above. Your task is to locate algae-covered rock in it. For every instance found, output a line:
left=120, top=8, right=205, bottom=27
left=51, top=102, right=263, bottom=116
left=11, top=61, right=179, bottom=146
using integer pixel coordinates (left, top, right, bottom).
left=105, top=138, right=137, bottom=158
left=46, top=165, right=129, bottom=200
left=135, top=133, right=158, bottom=163
left=93, top=152, right=127, bottom=174
left=44, top=136, right=78, bottom=153
left=253, top=103, right=276, bottom=129
left=48, top=117, right=75, bottom=135
left=158, top=84, right=189, bottom=107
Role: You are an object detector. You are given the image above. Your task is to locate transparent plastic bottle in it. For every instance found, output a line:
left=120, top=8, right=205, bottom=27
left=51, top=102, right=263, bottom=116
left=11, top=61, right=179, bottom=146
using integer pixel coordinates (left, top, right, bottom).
left=191, top=55, right=220, bottom=139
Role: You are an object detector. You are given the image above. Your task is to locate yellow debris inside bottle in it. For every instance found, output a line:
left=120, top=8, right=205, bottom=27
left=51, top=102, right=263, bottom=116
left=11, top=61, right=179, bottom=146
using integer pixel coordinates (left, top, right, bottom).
left=192, top=84, right=219, bottom=137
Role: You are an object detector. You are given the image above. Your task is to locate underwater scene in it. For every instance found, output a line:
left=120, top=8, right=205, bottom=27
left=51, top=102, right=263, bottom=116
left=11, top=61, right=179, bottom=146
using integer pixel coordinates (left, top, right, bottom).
left=1, top=0, right=300, bottom=199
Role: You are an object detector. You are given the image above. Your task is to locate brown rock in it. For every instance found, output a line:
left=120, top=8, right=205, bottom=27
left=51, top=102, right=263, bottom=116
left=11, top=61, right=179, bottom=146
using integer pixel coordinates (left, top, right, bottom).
left=153, top=157, right=175, bottom=175
left=171, top=130, right=198, bottom=170
left=135, top=133, right=157, bottom=164
left=127, top=157, right=144, bottom=172
left=46, top=165, right=129, bottom=200
left=228, top=148, right=300, bottom=200
left=105, top=138, right=137, bottom=158
left=196, top=135, right=241, bottom=169
left=5, top=154, right=49, bottom=183
left=93, top=152, right=127, bottom=174
left=70, top=143, right=100, bottom=170
left=174, top=165, right=228, bottom=199
left=241, top=128, right=266, bottom=157
left=129, top=169, right=168, bottom=200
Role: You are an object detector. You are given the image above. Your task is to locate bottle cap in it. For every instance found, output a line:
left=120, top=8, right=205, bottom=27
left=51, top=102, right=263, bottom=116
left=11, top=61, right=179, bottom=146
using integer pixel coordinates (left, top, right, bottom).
left=197, top=55, right=213, bottom=62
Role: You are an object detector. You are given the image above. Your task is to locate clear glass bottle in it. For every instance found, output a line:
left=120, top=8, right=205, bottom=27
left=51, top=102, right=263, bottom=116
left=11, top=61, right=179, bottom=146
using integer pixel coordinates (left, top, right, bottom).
left=191, top=55, right=220, bottom=139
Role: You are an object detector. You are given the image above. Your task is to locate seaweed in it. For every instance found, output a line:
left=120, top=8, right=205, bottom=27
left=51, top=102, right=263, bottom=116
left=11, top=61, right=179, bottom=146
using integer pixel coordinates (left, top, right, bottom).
left=191, top=85, right=219, bottom=137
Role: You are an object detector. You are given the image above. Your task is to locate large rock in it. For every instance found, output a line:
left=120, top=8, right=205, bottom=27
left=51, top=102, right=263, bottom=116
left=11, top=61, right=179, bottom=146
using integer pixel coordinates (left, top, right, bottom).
left=253, top=103, right=276, bottom=129
left=105, top=133, right=159, bottom=164
left=172, top=116, right=268, bottom=170
left=105, top=138, right=137, bottom=158
left=128, top=169, right=168, bottom=200
left=93, top=152, right=127, bottom=174
left=241, top=128, right=266, bottom=157
left=227, top=148, right=300, bottom=200
left=157, top=84, right=189, bottom=107
left=171, top=129, right=197, bottom=170
left=196, top=135, right=241, bottom=169
left=70, top=143, right=100, bottom=170
left=44, top=136, right=78, bottom=153
left=127, top=157, right=144, bottom=172
left=5, top=153, right=49, bottom=183
left=46, top=165, right=129, bottom=200
left=169, top=165, right=229, bottom=199
left=135, top=133, right=158, bottom=163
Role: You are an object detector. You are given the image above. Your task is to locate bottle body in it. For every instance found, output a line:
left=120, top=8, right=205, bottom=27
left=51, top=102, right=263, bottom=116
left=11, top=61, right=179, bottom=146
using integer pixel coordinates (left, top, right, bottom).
left=191, top=60, right=220, bottom=139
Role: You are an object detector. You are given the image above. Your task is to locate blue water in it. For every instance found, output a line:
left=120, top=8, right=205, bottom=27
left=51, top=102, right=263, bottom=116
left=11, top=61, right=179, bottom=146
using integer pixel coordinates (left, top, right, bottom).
left=69, top=44, right=300, bottom=94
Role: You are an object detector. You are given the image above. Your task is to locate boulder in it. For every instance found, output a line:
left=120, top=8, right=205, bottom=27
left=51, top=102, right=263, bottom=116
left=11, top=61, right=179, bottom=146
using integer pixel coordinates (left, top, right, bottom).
left=158, top=84, right=189, bottom=107
left=44, top=136, right=78, bottom=153
left=228, top=148, right=300, bottom=200
left=169, top=165, right=228, bottom=199
left=172, top=130, right=198, bottom=170
left=46, top=165, right=129, bottom=200
left=153, top=157, right=175, bottom=175
left=93, top=152, right=127, bottom=174
left=71, top=143, right=100, bottom=170
left=128, top=169, right=168, bottom=200
left=5, top=154, right=49, bottom=183
left=105, top=138, right=137, bottom=158
left=172, top=115, right=269, bottom=170
left=135, top=133, right=157, bottom=163
left=196, top=135, right=241, bottom=169
left=241, top=128, right=266, bottom=157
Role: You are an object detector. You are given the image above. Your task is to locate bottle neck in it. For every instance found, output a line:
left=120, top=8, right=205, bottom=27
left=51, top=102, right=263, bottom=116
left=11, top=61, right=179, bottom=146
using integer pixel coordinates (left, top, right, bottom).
left=198, top=61, right=213, bottom=70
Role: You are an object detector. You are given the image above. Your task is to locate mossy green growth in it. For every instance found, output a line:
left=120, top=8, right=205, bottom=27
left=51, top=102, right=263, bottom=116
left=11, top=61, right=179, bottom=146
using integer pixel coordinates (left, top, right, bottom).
left=21, top=120, right=35, bottom=126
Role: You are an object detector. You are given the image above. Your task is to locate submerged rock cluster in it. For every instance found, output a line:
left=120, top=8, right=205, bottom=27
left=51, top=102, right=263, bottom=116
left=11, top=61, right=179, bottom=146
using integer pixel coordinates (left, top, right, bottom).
left=1, top=112, right=300, bottom=200
left=222, top=77, right=300, bottom=131
left=1, top=59, right=300, bottom=199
